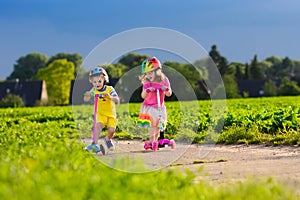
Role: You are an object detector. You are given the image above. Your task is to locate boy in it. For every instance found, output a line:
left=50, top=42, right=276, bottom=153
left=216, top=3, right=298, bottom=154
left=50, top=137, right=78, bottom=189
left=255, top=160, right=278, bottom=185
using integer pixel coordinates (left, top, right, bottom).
left=84, top=66, right=119, bottom=150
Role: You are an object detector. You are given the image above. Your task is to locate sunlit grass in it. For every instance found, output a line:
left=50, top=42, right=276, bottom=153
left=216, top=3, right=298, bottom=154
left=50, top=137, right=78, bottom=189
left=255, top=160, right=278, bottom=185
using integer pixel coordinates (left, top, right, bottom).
left=0, top=105, right=299, bottom=199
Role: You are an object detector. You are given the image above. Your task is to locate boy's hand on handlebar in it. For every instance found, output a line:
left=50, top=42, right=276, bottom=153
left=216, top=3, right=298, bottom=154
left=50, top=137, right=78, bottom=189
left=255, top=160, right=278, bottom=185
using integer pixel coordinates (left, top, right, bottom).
left=84, top=91, right=92, bottom=97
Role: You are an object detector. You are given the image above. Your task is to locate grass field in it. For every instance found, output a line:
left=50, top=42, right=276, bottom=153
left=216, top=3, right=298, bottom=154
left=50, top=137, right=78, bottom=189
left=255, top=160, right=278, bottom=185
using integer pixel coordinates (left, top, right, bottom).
left=0, top=96, right=299, bottom=199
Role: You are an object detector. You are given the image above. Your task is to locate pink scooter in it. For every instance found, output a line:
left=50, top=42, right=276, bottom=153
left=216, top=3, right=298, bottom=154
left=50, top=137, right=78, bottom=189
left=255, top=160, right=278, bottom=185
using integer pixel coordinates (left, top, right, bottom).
left=144, top=89, right=175, bottom=150
left=86, top=93, right=105, bottom=155
left=144, top=132, right=175, bottom=150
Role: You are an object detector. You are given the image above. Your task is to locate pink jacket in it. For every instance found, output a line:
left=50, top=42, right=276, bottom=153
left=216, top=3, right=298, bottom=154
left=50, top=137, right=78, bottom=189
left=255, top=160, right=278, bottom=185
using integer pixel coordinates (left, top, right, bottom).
left=142, top=77, right=171, bottom=107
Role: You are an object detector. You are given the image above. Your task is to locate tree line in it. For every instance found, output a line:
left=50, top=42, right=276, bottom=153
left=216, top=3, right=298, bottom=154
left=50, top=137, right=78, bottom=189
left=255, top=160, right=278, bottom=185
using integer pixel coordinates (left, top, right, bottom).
left=2, top=45, right=300, bottom=105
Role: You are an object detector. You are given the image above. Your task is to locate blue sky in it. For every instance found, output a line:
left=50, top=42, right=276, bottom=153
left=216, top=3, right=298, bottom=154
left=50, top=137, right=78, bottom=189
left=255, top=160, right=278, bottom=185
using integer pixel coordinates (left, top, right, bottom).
left=1, top=0, right=300, bottom=79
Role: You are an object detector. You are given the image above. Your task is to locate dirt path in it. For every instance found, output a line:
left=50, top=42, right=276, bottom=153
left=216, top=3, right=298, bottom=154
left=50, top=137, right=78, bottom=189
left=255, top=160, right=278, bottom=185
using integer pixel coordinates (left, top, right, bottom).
left=85, top=139, right=300, bottom=192
left=172, top=144, right=300, bottom=188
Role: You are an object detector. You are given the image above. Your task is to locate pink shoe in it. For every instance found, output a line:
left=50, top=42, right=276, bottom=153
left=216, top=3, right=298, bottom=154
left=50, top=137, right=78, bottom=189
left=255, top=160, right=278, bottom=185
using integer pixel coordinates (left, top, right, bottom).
left=144, top=141, right=151, bottom=150
left=152, top=141, right=158, bottom=151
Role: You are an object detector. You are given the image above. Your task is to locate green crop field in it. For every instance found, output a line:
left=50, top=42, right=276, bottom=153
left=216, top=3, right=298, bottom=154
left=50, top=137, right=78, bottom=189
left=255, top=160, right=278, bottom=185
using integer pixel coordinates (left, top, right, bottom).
left=0, top=96, right=299, bottom=199
left=74, top=96, right=300, bottom=145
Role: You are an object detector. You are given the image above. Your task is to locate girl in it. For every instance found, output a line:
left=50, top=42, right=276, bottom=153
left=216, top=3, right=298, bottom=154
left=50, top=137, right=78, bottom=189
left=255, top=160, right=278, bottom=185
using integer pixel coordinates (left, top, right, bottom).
left=138, top=57, right=172, bottom=151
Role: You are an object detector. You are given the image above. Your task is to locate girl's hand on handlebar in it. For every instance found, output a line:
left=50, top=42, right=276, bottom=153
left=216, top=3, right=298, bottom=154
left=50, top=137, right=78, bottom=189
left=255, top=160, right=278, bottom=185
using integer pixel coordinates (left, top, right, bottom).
left=161, top=86, right=169, bottom=92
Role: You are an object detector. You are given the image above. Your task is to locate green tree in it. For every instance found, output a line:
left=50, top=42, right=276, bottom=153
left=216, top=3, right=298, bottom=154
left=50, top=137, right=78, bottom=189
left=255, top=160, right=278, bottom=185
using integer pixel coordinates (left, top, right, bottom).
left=271, top=57, right=293, bottom=80
left=244, top=63, right=249, bottom=79
left=193, top=58, right=210, bottom=80
left=263, top=80, right=277, bottom=96
left=259, top=60, right=273, bottom=79
left=282, top=57, right=294, bottom=77
left=47, top=53, right=82, bottom=77
left=224, top=62, right=235, bottom=75
left=106, top=63, right=129, bottom=78
left=265, top=56, right=282, bottom=66
left=118, top=52, right=149, bottom=68
left=165, top=62, right=203, bottom=86
left=7, top=52, right=48, bottom=80
left=277, top=77, right=300, bottom=96
left=291, top=60, right=300, bottom=84
left=264, top=56, right=283, bottom=80
left=223, top=75, right=240, bottom=98
left=209, top=45, right=228, bottom=76
left=249, top=55, right=264, bottom=79
left=233, top=63, right=245, bottom=80
left=37, top=59, right=75, bottom=105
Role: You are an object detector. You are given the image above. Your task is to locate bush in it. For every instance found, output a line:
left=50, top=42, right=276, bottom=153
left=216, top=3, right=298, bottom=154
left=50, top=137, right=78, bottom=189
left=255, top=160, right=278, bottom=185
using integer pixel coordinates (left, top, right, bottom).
left=218, top=125, right=262, bottom=144
left=35, top=99, right=53, bottom=106
left=277, top=77, right=300, bottom=96
left=0, top=94, right=25, bottom=108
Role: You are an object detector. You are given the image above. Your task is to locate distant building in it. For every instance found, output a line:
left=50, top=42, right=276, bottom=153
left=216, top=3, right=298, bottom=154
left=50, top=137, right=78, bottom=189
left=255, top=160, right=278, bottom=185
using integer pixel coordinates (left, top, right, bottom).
left=237, top=80, right=265, bottom=97
left=0, top=80, right=48, bottom=106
